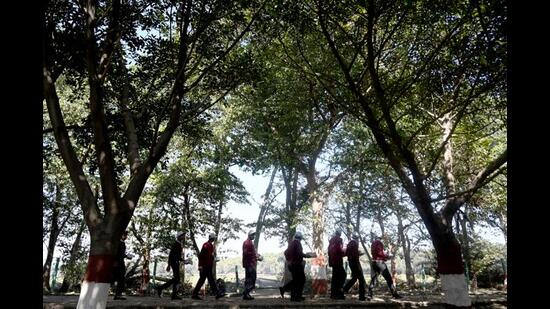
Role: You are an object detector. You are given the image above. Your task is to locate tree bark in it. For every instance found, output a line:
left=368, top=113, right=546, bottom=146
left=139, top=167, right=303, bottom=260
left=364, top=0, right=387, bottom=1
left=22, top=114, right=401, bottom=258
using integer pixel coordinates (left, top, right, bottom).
left=397, top=217, right=415, bottom=287
left=43, top=188, right=61, bottom=292
left=254, top=166, right=278, bottom=250
left=281, top=165, right=299, bottom=244
left=183, top=190, right=200, bottom=255
left=458, top=211, right=471, bottom=285
left=212, top=198, right=224, bottom=280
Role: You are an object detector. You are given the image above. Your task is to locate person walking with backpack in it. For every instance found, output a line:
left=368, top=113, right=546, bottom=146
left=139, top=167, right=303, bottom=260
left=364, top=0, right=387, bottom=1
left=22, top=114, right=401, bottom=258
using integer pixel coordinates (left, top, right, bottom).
left=191, top=233, right=225, bottom=300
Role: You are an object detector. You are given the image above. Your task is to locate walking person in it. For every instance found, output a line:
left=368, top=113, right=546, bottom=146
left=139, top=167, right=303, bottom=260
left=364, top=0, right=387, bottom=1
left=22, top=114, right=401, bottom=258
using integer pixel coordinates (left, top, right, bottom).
left=191, top=233, right=225, bottom=300
left=242, top=230, right=263, bottom=300
left=367, top=234, right=401, bottom=299
left=342, top=234, right=367, bottom=301
left=328, top=229, right=346, bottom=300
left=156, top=232, right=187, bottom=300
left=281, top=231, right=314, bottom=302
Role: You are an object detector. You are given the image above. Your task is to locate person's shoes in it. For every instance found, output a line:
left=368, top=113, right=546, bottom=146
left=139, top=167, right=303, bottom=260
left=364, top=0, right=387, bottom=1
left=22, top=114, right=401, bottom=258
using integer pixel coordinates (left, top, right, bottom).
left=191, top=295, right=203, bottom=300
left=114, top=295, right=126, bottom=300
left=367, top=291, right=373, bottom=299
left=156, top=287, right=162, bottom=298
left=279, top=287, right=285, bottom=298
left=392, top=292, right=402, bottom=299
left=337, top=295, right=346, bottom=300
left=215, top=292, right=226, bottom=299
left=359, top=296, right=367, bottom=301
left=243, top=294, right=254, bottom=300
left=171, top=295, right=182, bottom=300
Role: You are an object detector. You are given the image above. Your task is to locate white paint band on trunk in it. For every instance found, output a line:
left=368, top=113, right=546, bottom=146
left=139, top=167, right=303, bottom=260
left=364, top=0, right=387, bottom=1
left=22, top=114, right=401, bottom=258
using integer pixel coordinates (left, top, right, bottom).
left=76, top=281, right=109, bottom=309
left=440, top=274, right=472, bottom=307
left=311, top=264, right=327, bottom=279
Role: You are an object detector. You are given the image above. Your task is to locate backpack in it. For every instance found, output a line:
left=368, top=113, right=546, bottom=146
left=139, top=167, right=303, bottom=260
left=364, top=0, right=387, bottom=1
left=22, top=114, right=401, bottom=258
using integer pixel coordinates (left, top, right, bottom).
left=216, top=278, right=226, bottom=295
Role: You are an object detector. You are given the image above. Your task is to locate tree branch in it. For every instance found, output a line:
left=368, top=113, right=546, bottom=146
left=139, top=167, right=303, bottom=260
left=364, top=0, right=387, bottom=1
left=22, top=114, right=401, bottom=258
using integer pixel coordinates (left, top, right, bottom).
left=439, top=149, right=507, bottom=219
left=97, top=0, right=122, bottom=83
left=185, top=0, right=267, bottom=93
left=43, top=64, right=99, bottom=228
left=85, top=0, right=122, bottom=217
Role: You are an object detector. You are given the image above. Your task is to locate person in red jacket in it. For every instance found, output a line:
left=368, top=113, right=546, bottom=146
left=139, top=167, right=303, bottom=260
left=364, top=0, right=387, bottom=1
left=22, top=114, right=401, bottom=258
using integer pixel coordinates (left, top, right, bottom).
left=191, top=233, right=225, bottom=300
left=328, top=229, right=346, bottom=300
left=242, top=230, right=263, bottom=300
left=342, top=234, right=367, bottom=300
left=281, top=231, right=312, bottom=302
left=367, top=234, right=401, bottom=299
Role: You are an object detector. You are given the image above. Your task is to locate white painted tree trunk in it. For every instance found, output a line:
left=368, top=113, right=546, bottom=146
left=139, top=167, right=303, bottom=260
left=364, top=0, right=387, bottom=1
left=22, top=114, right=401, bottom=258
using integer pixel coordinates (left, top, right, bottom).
left=440, top=274, right=471, bottom=307
left=311, top=193, right=328, bottom=295
left=77, top=282, right=110, bottom=309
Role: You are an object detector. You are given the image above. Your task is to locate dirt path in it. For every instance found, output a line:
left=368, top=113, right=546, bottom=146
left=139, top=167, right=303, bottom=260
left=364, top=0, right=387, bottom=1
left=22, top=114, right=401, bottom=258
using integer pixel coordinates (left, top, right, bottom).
left=44, top=289, right=506, bottom=308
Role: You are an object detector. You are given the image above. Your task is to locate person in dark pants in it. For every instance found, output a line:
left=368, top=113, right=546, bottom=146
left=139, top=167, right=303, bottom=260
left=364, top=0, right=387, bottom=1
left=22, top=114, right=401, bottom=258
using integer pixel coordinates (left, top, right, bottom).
left=367, top=234, right=401, bottom=299
left=113, top=231, right=132, bottom=300
left=156, top=232, right=187, bottom=300
left=281, top=231, right=312, bottom=302
left=242, top=230, right=263, bottom=300
left=328, top=229, right=346, bottom=300
left=191, top=233, right=225, bottom=300
left=343, top=234, right=367, bottom=301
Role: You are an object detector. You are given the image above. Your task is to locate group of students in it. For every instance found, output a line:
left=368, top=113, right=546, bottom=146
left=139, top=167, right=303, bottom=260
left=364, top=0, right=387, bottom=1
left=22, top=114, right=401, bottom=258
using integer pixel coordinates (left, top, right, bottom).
left=157, top=232, right=226, bottom=300
left=277, top=229, right=401, bottom=302
left=112, top=228, right=401, bottom=302
left=326, top=229, right=401, bottom=301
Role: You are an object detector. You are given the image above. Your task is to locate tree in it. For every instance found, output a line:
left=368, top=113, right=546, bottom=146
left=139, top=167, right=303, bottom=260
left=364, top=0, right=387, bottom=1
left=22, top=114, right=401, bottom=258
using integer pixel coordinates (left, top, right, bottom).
left=311, top=0, right=506, bottom=305
left=43, top=0, right=265, bottom=306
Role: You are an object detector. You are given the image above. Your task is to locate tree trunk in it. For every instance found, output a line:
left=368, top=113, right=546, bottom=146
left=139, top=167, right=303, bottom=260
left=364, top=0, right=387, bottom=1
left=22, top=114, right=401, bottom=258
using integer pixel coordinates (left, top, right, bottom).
left=59, top=220, right=86, bottom=293
left=43, top=192, right=60, bottom=292
left=212, top=199, right=224, bottom=280
left=397, top=216, right=415, bottom=287
left=458, top=211, right=471, bottom=285
left=281, top=165, right=298, bottom=244
left=306, top=168, right=329, bottom=296
left=397, top=217, right=415, bottom=287
left=344, top=202, right=353, bottom=238
left=140, top=213, right=152, bottom=295
left=432, top=229, right=470, bottom=307
left=44, top=185, right=72, bottom=291
left=254, top=166, right=278, bottom=250
left=354, top=204, right=372, bottom=263
left=183, top=191, right=200, bottom=255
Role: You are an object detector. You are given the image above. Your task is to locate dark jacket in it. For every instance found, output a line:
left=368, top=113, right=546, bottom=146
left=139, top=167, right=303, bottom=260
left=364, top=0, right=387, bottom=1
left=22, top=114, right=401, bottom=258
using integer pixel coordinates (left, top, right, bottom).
left=168, top=241, right=184, bottom=266
left=242, top=239, right=257, bottom=268
left=116, top=241, right=127, bottom=264
left=345, top=239, right=360, bottom=262
left=285, top=239, right=305, bottom=266
left=328, top=235, right=345, bottom=266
